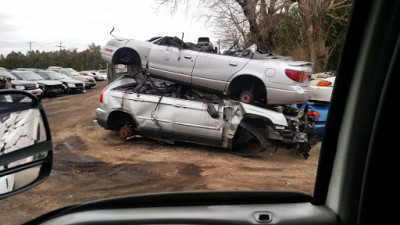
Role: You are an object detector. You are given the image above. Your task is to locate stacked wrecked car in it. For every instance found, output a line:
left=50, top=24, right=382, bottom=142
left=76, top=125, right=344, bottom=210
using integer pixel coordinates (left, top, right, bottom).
left=97, top=36, right=318, bottom=157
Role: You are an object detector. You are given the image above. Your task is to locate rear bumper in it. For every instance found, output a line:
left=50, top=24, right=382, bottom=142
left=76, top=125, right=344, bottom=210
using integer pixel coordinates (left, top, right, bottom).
left=266, top=84, right=311, bottom=104
left=96, top=107, right=109, bottom=129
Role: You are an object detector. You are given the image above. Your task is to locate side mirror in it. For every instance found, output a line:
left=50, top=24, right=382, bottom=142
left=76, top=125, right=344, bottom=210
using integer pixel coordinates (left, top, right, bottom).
left=0, top=90, right=53, bottom=199
left=207, top=103, right=219, bottom=119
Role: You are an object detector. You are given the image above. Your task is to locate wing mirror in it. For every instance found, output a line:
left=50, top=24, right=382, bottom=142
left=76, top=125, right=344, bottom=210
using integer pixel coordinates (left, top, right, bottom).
left=0, top=90, right=53, bottom=199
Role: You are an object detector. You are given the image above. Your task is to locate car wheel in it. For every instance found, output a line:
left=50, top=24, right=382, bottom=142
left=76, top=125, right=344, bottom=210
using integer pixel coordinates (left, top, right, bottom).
left=240, top=91, right=254, bottom=104
left=119, top=125, right=131, bottom=139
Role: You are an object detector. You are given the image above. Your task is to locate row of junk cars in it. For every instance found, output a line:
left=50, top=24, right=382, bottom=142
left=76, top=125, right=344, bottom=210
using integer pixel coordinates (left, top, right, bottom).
left=0, top=66, right=107, bottom=100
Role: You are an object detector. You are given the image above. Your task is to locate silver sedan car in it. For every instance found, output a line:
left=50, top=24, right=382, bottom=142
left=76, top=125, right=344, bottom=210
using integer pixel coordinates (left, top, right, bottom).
left=101, top=36, right=312, bottom=105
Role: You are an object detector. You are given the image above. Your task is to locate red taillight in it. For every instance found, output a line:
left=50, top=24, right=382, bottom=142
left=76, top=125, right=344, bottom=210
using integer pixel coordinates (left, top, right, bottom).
left=285, top=69, right=311, bottom=82
left=307, top=111, right=320, bottom=118
left=100, top=88, right=106, bottom=103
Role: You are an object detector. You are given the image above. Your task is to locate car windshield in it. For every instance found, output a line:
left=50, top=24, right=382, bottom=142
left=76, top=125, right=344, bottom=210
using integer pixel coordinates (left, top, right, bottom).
left=37, top=71, right=63, bottom=80
left=0, top=69, right=19, bottom=80
left=12, top=71, right=44, bottom=81
left=0, top=1, right=351, bottom=225
left=68, top=69, right=81, bottom=76
left=60, top=74, right=72, bottom=79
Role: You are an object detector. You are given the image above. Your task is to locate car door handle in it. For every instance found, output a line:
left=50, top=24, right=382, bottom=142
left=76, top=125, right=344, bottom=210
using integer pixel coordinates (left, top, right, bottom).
left=184, top=55, right=192, bottom=59
left=229, top=62, right=238, bottom=66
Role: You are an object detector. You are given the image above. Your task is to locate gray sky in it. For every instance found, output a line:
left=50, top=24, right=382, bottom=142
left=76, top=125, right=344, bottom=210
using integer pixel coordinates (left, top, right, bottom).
left=0, top=0, right=213, bottom=56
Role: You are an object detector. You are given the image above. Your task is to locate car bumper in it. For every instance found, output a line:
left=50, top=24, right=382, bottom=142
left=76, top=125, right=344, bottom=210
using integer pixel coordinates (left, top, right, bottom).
left=96, top=107, right=109, bottom=129
left=85, top=82, right=96, bottom=88
left=67, top=87, right=84, bottom=93
left=266, top=84, right=311, bottom=104
left=44, top=88, right=64, bottom=96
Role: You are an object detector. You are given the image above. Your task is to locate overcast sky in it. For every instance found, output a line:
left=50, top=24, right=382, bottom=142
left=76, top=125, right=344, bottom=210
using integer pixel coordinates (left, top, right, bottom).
left=0, top=0, right=214, bottom=56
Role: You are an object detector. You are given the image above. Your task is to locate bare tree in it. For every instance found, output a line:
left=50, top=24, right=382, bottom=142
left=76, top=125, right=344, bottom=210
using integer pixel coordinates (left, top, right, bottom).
left=296, top=0, right=351, bottom=72
left=156, top=0, right=351, bottom=72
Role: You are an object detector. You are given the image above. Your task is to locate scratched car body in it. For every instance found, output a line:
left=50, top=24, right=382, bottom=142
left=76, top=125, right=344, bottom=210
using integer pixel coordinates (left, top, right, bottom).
left=96, top=75, right=315, bottom=157
left=101, top=36, right=312, bottom=105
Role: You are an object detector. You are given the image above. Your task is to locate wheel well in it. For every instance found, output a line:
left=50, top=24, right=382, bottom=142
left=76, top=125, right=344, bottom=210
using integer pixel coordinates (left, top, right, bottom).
left=228, top=75, right=267, bottom=103
left=107, top=111, right=135, bottom=131
left=112, top=48, right=141, bottom=67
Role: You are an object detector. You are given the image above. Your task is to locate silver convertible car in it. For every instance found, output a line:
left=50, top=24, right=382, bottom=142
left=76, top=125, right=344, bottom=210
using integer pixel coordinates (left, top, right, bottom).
left=96, top=74, right=315, bottom=157
left=101, top=36, right=312, bottom=105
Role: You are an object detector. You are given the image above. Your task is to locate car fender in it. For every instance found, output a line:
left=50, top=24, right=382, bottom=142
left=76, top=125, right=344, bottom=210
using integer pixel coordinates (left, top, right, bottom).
left=239, top=102, right=288, bottom=127
left=124, top=39, right=153, bottom=68
left=101, top=39, right=130, bottom=64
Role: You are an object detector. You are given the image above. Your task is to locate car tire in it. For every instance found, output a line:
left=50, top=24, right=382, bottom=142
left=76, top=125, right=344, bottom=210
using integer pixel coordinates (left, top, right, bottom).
left=119, top=125, right=132, bottom=139
left=240, top=91, right=254, bottom=104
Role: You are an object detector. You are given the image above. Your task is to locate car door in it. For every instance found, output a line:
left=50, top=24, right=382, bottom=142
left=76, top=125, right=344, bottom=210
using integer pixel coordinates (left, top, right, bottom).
left=171, top=98, right=223, bottom=146
left=125, top=93, right=174, bottom=140
left=148, top=44, right=199, bottom=84
left=191, top=53, right=250, bottom=92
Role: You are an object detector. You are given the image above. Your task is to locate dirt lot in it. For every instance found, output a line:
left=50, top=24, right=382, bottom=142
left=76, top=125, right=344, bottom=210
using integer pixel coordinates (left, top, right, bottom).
left=0, top=81, right=321, bottom=225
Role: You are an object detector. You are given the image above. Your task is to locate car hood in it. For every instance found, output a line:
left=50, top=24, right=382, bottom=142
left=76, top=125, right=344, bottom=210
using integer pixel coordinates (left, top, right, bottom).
left=36, top=80, right=63, bottom=85
left=60, top=78, right=82, bottom=84
left=11, top=80, right=37, bottom=85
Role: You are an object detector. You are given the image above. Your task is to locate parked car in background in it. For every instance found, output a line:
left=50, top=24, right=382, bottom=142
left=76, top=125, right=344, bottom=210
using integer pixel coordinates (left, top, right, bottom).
left=79, top=71, right=106, bottom=81
left=11, top=70, right=64, bottom=97
left=47, top=66, right=96, bottom=88
left=294, top=72, right=335, bottom=139
left=0, top=67, right=43, bottom=100
left=101, top=36, right=312, bottom=105
left=34, top=70, right=84, bottom=94
left=98, top=69, right=107, bottom=78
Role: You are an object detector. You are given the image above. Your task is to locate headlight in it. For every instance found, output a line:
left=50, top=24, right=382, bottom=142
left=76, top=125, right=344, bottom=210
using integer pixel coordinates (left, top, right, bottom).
left=13, top=85, right=25, bottom=90
left=67, top=83, right=76, bottom=88
left=35, top=83, right=39, bottom=88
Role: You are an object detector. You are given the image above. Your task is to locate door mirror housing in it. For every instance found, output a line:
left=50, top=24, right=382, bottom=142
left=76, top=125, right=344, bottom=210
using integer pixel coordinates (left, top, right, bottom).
left=0, top=90, right=53, bottom=199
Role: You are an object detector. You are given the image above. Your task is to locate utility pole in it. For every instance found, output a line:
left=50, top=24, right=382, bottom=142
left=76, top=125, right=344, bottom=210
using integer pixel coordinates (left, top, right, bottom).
left=26, top=41, right=35, bottom=51
left=56, top=42, right=65, bottom=51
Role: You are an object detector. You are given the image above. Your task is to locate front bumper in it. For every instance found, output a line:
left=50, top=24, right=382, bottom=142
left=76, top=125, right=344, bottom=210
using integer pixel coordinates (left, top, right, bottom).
left=44, top=88, right=64, bottom=96
left=85, top=81, right=97, bottom=88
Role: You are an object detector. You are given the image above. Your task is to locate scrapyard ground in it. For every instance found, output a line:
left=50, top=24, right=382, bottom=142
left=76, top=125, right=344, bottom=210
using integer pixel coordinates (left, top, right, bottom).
left=0, top=81, right=321, bottom=225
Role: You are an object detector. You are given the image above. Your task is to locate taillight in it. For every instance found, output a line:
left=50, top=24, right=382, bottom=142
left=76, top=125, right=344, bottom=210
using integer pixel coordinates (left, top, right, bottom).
left=317, top=80, right=331, bottom=86
left=307, top=111, right=320, bottom=118
left=100, top=88, right=106, bottom=103
left=285, top=69, right=311, bottom=82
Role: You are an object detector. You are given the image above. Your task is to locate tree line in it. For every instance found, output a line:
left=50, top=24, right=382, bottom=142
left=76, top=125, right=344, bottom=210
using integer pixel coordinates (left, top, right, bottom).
left=0, top=43, right=106, bottom=71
